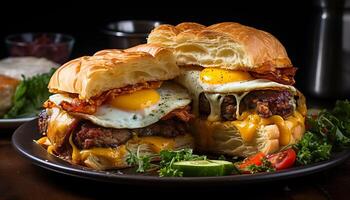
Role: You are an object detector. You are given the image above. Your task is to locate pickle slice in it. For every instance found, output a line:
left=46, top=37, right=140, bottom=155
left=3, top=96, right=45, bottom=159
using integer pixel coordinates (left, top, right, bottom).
left=209, top=160, right=235, bottom=175
left=172, top=160, right=234, bottom=177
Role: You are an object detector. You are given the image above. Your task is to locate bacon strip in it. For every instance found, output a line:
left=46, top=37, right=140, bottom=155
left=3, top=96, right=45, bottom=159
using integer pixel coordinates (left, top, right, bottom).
left=61, top=100, right=97, bottom=114
left=93, top=81, right=162, bottom=105
left=161, top=105, right=194, bottom=122
left=249, top=65, right=297, bottom=85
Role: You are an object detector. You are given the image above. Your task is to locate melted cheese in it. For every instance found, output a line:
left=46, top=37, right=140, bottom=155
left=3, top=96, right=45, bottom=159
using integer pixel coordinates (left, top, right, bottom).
left=80, top=146, right=126, bottom=163
left=67, top=134, right=180, bottom=166
left=198, top=89, right=301, bottom=145
left=233, top=111, right=304, bottom=145
left=68, top=132, right=127, bottom=166
left=46, top=107, right=77, bottom=149
left=232, top=114, right=261, bottom=142
left=203, top=92, right=249, bottom=122
left=232, top=111, right=305, bottom=146
left=233, top=92, right=249, bottom=119
left=132, top=136, right=176, bottom=153
left=36, top=136, right=49, bottom=145
left=69, top=133, right=81, bottom=164
left=36, top=136, right=55, bottom=154
left=47, top=145, right=55, bottom=154
left=267, top=116, right=291, bottom=146
left=205, top=93, right=224, bottom=121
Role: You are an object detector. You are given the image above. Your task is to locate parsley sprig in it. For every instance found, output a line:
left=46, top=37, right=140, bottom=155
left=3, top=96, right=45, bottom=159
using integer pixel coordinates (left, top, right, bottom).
left=294, top=100, right=350, bottom=165
left=126, top=145, right=155, bottom=173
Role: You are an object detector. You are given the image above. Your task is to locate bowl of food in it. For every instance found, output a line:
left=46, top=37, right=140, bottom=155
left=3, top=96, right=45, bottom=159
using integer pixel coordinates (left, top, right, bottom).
left=102, top=20, right=163, bottom=49
left=0, top=57, right=59, bottom=127
left=5, top=33, right=75, bottom=64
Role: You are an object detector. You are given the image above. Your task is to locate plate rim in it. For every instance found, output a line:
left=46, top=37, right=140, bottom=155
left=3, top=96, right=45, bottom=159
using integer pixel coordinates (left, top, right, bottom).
left=0, top=117, right=36, bottom=128
left=0, top=117, right=36, bottom=123
left=12, top=119, right=350, bottom=185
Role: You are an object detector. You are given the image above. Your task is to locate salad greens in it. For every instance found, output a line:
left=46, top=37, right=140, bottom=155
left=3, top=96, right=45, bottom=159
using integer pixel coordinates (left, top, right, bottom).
left=294, top=132, right=332, bottom=165
left=4, top=69, right=55, bottom=118
left=294, top=100, right=350, bottom=165
left=159, top=149, right=206, bottom=177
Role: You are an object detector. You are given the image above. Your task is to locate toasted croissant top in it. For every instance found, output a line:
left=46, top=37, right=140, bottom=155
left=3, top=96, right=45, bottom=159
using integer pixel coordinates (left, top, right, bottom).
left=48, top=44, right=179, bottom=100
left=148, top=22, right=292, bottom=70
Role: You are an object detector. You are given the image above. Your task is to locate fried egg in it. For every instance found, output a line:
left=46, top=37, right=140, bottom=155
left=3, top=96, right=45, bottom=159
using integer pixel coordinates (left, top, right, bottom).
left=177, top=67, right=296, bottom=94
left=175, top=67, right=297, bottom=121
left=49, top=82, right=191, bottom=129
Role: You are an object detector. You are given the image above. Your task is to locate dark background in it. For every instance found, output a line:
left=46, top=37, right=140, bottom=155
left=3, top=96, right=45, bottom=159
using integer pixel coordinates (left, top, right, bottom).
left=2, top=3, right=350, bottom=199
left=0, top=0, right=345, bottom=103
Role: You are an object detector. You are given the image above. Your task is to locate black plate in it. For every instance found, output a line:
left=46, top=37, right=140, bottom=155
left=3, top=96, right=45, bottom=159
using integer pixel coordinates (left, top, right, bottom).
left=12, top=119, right=350, bottom=186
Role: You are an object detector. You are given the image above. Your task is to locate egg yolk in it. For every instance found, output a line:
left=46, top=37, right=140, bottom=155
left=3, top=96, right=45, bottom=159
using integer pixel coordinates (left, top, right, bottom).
left=200, top=68, right=253, bottom=84
left=108, top=89, right=160, bottom=110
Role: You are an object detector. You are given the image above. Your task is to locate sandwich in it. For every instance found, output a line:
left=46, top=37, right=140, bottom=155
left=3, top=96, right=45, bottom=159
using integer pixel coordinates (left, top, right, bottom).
left=0, top=75, right=19, bottom=116
left=37, top=44, right=194, bottom=170
left=148, top=22, right=307, bottom=157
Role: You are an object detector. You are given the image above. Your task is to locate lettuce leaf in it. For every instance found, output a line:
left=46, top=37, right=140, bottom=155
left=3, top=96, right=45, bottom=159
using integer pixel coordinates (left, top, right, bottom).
left=4, top=68, right=55, bottom=118
left=294, top=100, right=350, bottom=165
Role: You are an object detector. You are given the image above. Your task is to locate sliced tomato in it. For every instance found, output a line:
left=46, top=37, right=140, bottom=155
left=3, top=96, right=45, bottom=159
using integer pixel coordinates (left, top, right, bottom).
left=267, top=148, right=296, bottom=170
left=236, top=152, right=265, bottom=173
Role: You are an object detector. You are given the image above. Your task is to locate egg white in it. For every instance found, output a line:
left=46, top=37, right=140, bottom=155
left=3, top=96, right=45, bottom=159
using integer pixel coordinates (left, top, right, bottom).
left=176, top=68, right=296, bottom=94
left=49, top=82, right=191, bottom=129
left=200, top=79, right=296, bottom=93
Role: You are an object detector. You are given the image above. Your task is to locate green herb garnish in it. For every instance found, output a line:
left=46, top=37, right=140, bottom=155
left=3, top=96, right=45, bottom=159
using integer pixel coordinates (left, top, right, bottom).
left=126, top=146, right=152, bottom=173
left=294, top=131, right=332, bottom=165
left=4, top=68, right=55, bottom=118
left=294, top=100, right=350, bottom=165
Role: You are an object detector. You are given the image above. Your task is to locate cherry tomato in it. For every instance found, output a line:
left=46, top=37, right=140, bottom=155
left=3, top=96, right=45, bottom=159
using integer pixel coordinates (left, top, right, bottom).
left=236, top=152, right=265, bottom=172
left=267, top=148, right=296, bottom=170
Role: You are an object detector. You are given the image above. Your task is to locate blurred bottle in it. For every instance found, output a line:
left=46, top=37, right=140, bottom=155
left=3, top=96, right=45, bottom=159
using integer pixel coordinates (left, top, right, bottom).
left=306, top=0, right=350, bottom=99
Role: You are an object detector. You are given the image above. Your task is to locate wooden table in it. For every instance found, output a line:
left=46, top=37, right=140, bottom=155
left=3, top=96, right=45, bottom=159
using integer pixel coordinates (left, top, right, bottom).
left=1, top=128, right=350, bottom=200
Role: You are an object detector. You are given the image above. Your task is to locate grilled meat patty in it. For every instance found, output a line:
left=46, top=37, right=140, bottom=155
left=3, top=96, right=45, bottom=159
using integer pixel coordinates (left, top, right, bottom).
left=73, top=119, right=188, bottom=149
left=73, top=122, right=132, bottom=149
left=136, top=120, right=188, bottom=138
left=243, top=90, right=294, bottom=118
left=39, top=109, right=189, bottom=150
left=199, top=90, right=295, bottom=120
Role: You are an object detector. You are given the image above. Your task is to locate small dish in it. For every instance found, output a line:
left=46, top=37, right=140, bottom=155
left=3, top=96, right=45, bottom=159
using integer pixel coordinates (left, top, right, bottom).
left=5, top=33, right=74, bottom=64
